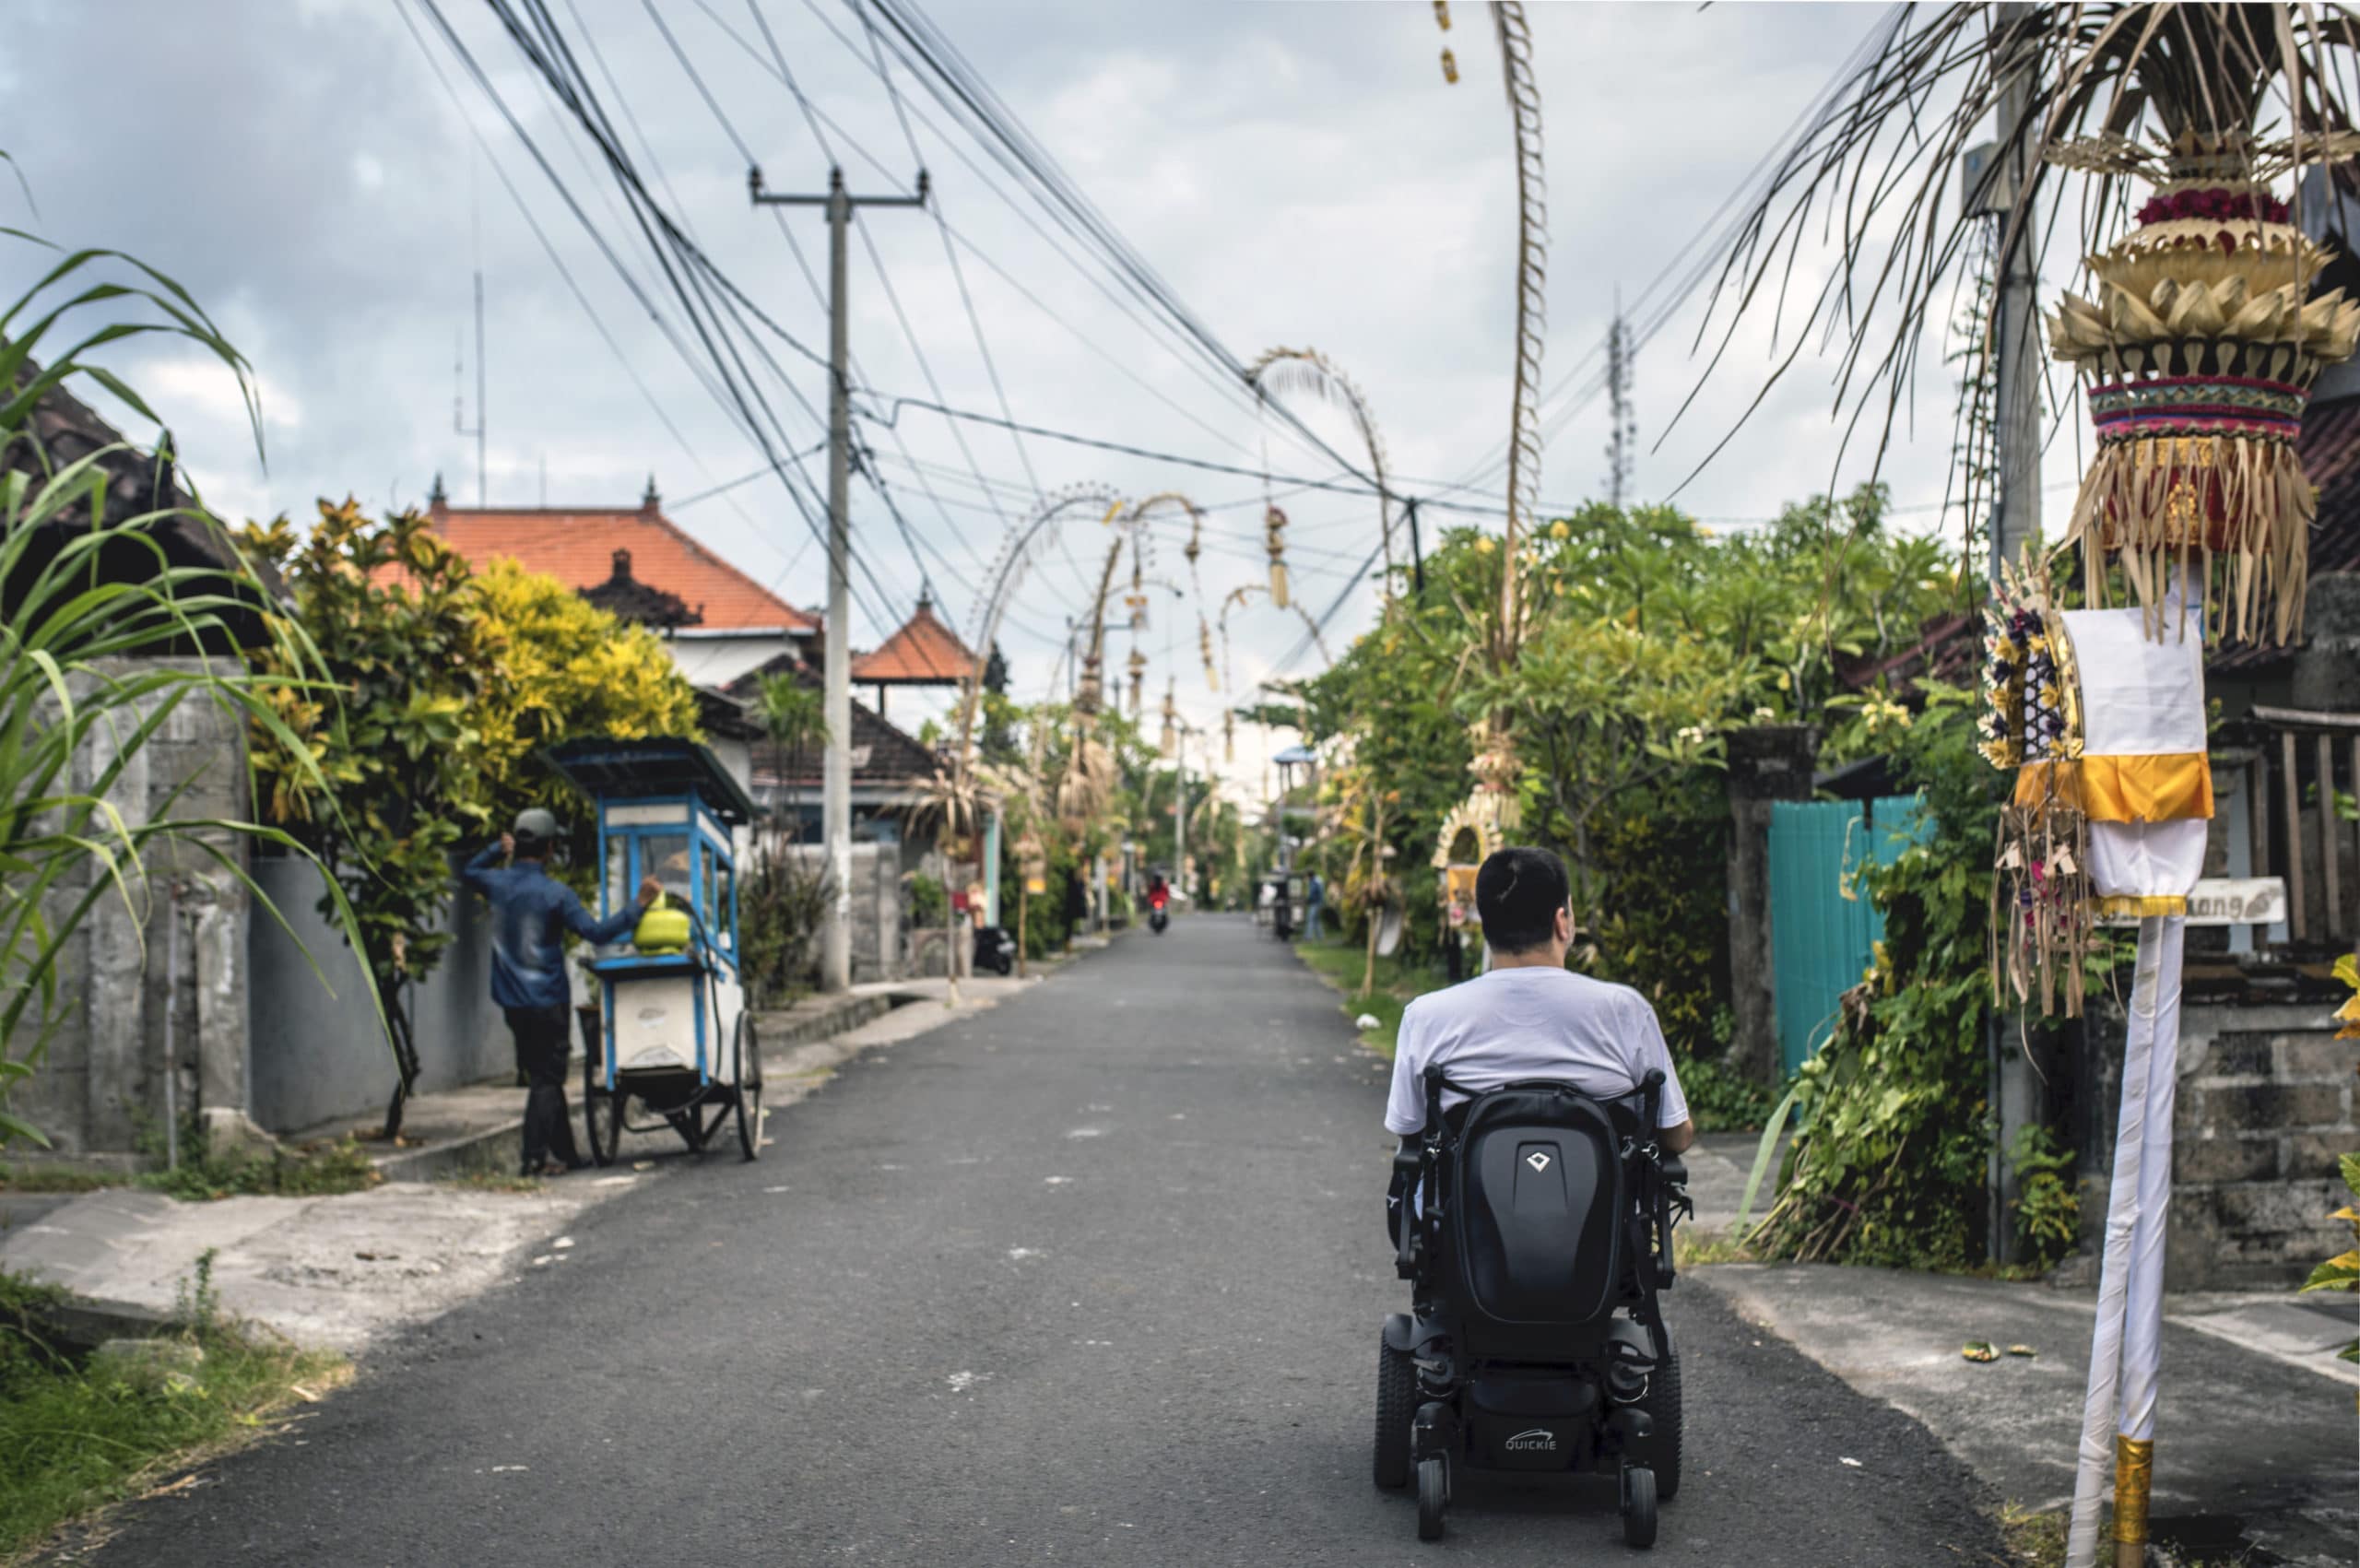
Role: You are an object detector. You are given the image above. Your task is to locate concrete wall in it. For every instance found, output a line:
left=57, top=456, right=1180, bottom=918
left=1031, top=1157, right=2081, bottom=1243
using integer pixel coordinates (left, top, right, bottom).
left=2081, top=997, right=2355, bottom=1290
left=245, top=856, right=521, bottom=1135
left=770, top=841, right=903, bottom=984
left=16, top=662, right=256, bottom=1161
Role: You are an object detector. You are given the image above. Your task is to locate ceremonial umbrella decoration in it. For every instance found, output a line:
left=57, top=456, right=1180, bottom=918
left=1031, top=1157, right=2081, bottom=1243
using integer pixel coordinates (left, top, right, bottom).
left=1680, top=9, right=2360, bottom=1564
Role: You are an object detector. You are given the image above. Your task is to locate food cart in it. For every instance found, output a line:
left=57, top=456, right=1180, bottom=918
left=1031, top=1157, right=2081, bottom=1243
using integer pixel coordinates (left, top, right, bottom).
left=548, top=737, right=762, bottom=1163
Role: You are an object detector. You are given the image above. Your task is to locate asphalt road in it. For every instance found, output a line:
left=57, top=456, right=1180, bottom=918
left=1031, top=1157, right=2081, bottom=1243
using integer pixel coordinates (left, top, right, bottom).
left=67, top=915, right=2003, bottom=1566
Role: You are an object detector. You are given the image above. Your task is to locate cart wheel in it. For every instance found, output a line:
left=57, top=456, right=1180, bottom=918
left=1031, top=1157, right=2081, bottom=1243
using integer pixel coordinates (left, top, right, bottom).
left=733, top=1013, right=763, bottom=1161
left=1415, top=1456, right=1446, bottom=1541
left=583, top=1054, right=617, bottom=1168
left=1622, top=1463, right=1658, bottom=1549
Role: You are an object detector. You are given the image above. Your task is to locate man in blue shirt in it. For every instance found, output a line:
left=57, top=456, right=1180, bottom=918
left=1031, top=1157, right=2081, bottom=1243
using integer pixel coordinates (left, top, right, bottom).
left=462, top=808, right=658, bottom=1176
left=1304, top=871, right=1327, bottom=941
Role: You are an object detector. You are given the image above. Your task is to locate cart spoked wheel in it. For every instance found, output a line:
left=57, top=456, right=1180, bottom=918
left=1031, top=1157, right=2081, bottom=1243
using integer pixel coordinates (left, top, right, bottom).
left=733, top=1014, right=763, bottom=1161
left=583, top=1055, right=622, bottom=1168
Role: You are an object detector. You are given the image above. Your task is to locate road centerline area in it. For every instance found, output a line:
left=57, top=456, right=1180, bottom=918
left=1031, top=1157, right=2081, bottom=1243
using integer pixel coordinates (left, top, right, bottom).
left=62, top=915, right=2000, bottom=1567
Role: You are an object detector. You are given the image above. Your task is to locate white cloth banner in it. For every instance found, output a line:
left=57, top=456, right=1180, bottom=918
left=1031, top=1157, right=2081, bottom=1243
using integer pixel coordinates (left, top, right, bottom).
left=2085, top=818, right=2209, bottom=902
left=2064, top=914, right=2184, bottom=1568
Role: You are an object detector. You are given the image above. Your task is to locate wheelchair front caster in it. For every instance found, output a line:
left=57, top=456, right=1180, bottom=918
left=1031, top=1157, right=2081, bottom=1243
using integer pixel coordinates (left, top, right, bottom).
left=1621, top=1462, right=1658, bottom=1549
left=1415, top=1456, right=1446, bottom=1540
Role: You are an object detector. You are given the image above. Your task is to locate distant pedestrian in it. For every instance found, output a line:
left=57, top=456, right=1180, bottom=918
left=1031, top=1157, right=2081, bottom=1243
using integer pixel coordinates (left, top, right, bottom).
left=462, top=808, right=659, bottom=1177
left=1305, top=871, right=1327, bottom=941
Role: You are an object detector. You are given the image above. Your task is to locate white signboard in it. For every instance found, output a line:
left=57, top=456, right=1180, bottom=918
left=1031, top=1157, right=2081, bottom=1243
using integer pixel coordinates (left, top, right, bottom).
left=2097, top=877, right=2285, bottom=928
left=2186, top=877, right=2285, bottom=927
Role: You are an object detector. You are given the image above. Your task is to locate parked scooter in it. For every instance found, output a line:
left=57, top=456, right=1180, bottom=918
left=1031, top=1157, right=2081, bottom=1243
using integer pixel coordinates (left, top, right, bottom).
left=973, top=924, right=1016, bottom=976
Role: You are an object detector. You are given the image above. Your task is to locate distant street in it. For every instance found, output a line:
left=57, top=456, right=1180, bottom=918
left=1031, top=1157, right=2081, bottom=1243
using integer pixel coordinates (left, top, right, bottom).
left=64, top=915, right=2001, bottom=1566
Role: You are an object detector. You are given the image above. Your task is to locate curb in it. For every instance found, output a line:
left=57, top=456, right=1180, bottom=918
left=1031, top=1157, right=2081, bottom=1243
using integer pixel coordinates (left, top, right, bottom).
left=367, top=991, right=904, bottom=1183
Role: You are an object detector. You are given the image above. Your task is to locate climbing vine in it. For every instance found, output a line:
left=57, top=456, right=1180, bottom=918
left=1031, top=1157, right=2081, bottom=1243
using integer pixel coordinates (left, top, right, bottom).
left=1751, top=683, right=2005, bottom=1270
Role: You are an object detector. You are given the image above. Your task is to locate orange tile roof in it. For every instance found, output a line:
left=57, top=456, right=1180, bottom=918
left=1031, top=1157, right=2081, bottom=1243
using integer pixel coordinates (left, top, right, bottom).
left=426, top=498, right=816, bottom=633
left=850, top=594, right=976, bottom=684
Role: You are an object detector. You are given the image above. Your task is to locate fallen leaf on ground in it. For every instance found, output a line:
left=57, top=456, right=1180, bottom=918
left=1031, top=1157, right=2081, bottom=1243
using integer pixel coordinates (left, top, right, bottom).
left=1962, top=1341, right=1999, bottom=1362
left=2005, top=1344, right=2036, bottom=1358
left=1838, top=1456, right=1862, bottom=1468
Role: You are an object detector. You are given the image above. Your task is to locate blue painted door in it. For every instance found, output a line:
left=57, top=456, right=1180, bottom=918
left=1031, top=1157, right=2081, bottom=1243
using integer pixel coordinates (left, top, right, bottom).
left=1766, top=795, right=1926, bottom=1075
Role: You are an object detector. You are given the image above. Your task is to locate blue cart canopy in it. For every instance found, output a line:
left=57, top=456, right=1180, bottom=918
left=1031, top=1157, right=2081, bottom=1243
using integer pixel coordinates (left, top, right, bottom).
left=545, top=737, right=757, bottom=824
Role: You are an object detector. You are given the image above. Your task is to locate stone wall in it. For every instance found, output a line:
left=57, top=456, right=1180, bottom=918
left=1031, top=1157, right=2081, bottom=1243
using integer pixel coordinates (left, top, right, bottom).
left=17, top=661, right=258, bottom=1162
left=2080, top=996, right=2355, bottom=1290
left=771, top=842, right=903, bottom=984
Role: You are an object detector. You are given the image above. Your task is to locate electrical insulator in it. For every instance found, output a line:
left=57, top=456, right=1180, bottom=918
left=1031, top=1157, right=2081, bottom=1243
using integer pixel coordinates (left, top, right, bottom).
left=1440, top=47, right=1458, bottom=85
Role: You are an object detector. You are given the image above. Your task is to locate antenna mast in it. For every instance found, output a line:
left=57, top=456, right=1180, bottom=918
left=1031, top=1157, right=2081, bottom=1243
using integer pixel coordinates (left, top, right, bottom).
left=1606, top=290, right=1635, bottom=509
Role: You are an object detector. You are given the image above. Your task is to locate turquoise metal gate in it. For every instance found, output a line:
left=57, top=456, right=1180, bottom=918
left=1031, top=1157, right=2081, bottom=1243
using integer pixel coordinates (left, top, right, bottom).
left=1766, top=795, right=1925, bottom=1076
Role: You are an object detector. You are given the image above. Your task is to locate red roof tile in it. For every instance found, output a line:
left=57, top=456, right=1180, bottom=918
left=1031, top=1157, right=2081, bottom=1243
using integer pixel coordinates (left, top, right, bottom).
left=850, top=594, right=975, bottom=685
left=425, top=496, right=815, bottom=633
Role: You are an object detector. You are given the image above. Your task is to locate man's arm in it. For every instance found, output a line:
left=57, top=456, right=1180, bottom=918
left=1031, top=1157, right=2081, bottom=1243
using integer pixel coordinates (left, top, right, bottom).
left=1630, top=992, right=1696, bottom=1154
left=459, top=840, right=505, bottom=898
left=564, top=876, right=663, bottom=946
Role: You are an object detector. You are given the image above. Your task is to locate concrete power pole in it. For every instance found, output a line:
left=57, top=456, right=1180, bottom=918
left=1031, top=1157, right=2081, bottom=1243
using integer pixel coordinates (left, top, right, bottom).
left=1988, top=3, right=2043, bottom=1263
left=1174, top=729, right=1188, bottom=903
left=751, top=164, right=927, bottom=992
left=1992, top=4, right=2043, bottom=581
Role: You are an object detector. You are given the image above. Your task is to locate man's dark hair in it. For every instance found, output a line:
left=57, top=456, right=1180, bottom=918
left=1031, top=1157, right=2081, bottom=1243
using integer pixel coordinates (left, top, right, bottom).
left=1476, top=845, right=1569, bottom=954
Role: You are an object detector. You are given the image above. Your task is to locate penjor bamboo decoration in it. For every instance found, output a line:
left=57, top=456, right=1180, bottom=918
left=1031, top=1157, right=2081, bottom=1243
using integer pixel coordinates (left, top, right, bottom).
left=2050, top=128, right=2360, bottom=643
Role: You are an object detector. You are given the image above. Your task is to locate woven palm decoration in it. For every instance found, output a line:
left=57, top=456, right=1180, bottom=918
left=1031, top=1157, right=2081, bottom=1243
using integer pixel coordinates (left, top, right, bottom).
left=1981, top=555, right=2216, bottom=1020
left=2051, top=128, right=2360, bottom=643
left=1983, top=558, right=2095, bottom=1017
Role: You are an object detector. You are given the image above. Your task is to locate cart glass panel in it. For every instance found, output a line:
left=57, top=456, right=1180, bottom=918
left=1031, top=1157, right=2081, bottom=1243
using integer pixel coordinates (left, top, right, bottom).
left=645, top=833, right=693, bottom=908
left=605, top=836, right=628, bottom=919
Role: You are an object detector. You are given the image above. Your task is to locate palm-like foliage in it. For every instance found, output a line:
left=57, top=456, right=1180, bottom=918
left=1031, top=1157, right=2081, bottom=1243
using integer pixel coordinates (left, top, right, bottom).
left=1684, top=3, right=2360, bottom=489
left=1, top=232, right=362, bottom=1146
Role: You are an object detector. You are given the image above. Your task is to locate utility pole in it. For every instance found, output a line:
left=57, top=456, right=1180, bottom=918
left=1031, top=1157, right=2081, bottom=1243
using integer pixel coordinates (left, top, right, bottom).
left=751, top=163, right=928, bottom=993
left=1988, top=1, right=2042, bottom=1265
left=1174, top=725, right=1188, bottom=904
left=1991, top=4, right=2042, bottom=581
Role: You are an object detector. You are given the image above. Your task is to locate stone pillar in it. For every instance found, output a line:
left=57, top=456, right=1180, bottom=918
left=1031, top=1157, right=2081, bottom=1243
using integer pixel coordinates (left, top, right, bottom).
left=1725, top=725, right=1819, bottom=1085
left=2290, top=574, right=2360, bottom=713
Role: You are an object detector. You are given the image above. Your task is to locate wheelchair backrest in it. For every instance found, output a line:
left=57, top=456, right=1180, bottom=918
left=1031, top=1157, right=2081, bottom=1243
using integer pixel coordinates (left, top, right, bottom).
left=1447, top=1081, right=1625, bottom=1329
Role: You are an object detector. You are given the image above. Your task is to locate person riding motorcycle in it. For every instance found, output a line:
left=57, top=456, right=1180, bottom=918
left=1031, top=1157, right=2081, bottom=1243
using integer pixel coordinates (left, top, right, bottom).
left=1148, top=872, right=1171, bottom=933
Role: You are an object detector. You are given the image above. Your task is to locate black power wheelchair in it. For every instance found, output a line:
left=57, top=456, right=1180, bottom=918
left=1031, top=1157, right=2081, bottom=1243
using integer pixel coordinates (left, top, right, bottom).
left=1375, top=1064, right=1693, bottom=1545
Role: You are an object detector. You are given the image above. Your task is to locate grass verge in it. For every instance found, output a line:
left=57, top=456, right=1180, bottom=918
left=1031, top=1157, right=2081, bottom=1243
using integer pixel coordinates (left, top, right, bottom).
left=0, top=1258, right=348, bottom=1563
left=0, top=1166, right=122, bottom=1196
left=1291, top=934, right=1446, bottom=1058
left=135, top=1138, right=381, bottom=1203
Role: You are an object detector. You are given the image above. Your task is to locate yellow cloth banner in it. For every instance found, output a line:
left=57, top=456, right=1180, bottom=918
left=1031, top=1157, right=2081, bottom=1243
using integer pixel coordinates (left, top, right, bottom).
left=2012, top=753, right=2212, bottom=823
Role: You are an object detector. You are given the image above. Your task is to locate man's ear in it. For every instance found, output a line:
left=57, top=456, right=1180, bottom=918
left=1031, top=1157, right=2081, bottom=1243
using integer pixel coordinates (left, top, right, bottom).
left=1555, top=905, right=1573, bottom=943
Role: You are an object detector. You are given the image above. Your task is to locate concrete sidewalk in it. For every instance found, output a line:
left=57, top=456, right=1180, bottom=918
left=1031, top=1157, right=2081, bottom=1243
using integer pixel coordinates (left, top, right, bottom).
left=279, top=984, right=926, bottom=1183
left=0, top=973, right=1042, bottom=1353
left=1693, top=1261, right=2358, bottom=1564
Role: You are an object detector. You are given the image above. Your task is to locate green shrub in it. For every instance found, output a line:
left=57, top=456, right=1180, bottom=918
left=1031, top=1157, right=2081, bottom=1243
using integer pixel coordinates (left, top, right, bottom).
left=2009, top=1126, right=2083, bottom=1272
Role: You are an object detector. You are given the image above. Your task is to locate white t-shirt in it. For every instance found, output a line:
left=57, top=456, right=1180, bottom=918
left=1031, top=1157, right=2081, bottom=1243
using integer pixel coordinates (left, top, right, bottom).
left=1385, top=966, right=1691, bottom=1137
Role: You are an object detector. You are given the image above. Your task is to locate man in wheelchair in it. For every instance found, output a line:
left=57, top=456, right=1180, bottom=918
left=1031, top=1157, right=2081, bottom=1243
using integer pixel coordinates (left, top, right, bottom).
left=1376, top=846, right=1694, bottom=1546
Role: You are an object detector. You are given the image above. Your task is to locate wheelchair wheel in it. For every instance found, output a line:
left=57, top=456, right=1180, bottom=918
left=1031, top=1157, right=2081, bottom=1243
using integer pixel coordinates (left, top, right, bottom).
left=1415, top=1456, right=1446, bottom=1541
left=1373, top=1335, right=1414, bottom=1489
left=1621, top=1463, right=1658, bottom=1549
left=1642, top=1347, right=1682, bottom=1501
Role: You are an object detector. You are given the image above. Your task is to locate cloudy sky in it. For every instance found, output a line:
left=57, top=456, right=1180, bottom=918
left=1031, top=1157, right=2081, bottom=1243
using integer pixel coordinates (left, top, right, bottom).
left=3, top=0, right=2082, bottom=791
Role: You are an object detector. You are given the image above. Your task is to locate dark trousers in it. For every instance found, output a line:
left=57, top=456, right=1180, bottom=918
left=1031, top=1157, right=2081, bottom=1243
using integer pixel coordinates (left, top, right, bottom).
left=504, top=1004, right=580, bottom=1171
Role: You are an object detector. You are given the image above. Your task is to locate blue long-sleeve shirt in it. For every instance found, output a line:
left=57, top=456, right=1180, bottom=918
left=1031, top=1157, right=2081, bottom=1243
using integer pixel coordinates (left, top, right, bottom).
left=461, top=843, right=641, bottom=1011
